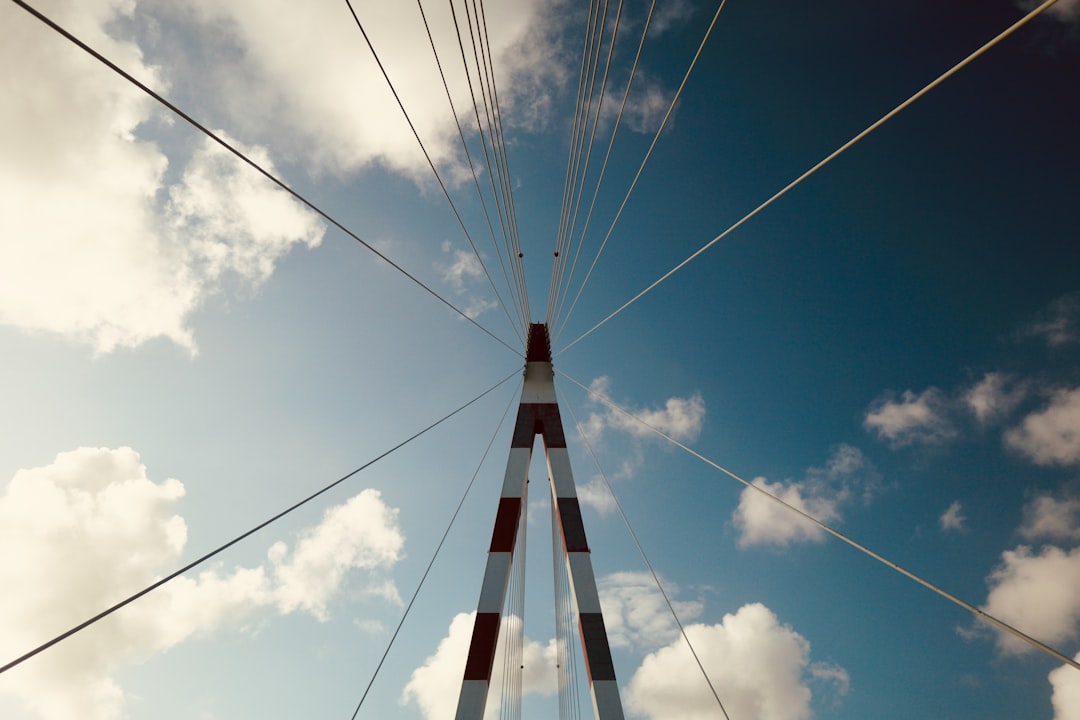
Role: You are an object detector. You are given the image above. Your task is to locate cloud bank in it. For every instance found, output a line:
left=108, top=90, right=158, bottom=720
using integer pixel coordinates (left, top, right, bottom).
left=174, top=0, right=567, bottom=179
left=0, top=1, right=324, bottom=353
left=2, top=0, right=575, bottom=353
left=402, top=574, right=847, bottom=720
left=0, top=447, right=403, bottom=720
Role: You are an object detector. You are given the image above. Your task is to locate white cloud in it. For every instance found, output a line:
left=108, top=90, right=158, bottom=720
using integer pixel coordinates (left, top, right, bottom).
left=1049, top=653, right=1080, bottom=720
left=1004, top=387, right=1080, bottom=466
left=436, top=242, right=497, bottom=319
left=602, top=75, right=672, bottom=134
left=400, top=612, right=555, bottom=720
left=438, top=242, right=485, bottom=290
left=733, top=445, right=878, bottom=548
left=577, top=452, right=641, bottom=515
left=584, top=375, right=705, bottom=443
left=577, top=476, right=617, bottom=514
left=863, top=388, right=955, bottom=446
left=167, top=136, right=324, bottom=288
left=630, top=393, right=706, bottom=440
left=734, top=477, right=838, bottom=547
left=977, top=545, right=1080, bottom=656
left=401, top=612, right=476, bottom=720
left=649, top=0, right=696, bottom=35
left=573, top=377, right=704, bottom=513
left=172, top=0, right=566, bottom=180
left=269, top=491, right=404, bottom=619
left=964, top=373, right=1027, bottom=425
left=625, top=603, right=848, bottom=720
left=809, top=661, right=851, bottom=699
left=1019, top=494, right=1080, bottom=542
left=0, top=2, right=325, bottom=354
left=598, top=571, right=703, bottom=650
left=940, top=500, right=967, bottom=532
left=0, top=447, right=402, bottom=720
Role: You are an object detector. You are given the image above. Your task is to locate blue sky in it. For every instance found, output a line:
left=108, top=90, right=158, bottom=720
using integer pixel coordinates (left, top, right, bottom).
left=2, top=0, right=1080, bottom=719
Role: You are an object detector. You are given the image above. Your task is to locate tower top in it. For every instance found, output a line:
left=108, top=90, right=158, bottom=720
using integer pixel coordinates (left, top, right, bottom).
left=525, top=323, right=552, bottom=363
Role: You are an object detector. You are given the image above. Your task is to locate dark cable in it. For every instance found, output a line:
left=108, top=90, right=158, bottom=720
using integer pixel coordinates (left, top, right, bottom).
left=462, top=0, right=531, bottom=326
left=8, top=0, right=520, bottom=357
left=343, top=0, right=524, bottom=345
left=550, top=0, right=656, bottom=334
left=561, top=388, right=730, bottom=719
left=559, top=367, right=1080, bottom=673
left=414, top=0, right=527, bottom=338
left=0, top=369, right=521, bottom=676
left=348, top=383, right=519, bottom=719
left=448, top=0, right=529, bottom=331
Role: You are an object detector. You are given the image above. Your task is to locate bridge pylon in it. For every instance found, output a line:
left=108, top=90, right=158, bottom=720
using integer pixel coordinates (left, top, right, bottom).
left=455, top=323, right=624, bottom=719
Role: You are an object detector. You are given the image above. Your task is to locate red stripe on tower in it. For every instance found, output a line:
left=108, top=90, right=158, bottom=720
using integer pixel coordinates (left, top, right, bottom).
left=462, top=613, right=502, bottom=681
left=489, top=497, right=521, bottom=553
left=579, top=613, right=618, bottom=682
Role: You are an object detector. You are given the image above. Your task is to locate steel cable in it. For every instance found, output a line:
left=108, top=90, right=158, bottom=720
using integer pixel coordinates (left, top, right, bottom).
left=558, top=0, right=1063, bottom=356
left=347, top=384, right=519, bottom=719
left=7, top=0, right=520, bottom=357
left=560, top=368, right=1080, bottom=673
left=0, top=369, right=521, bottom=676
left=344, top=0, right=525, bottom=345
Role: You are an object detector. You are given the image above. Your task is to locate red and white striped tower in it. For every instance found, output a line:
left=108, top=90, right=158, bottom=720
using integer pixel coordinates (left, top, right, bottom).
left=455, top=323, right=624, bottom=719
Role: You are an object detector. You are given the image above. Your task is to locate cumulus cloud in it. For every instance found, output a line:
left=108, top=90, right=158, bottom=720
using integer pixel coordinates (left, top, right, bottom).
left=734, top=477, right=839, bottom=547
left=269, top=493, right=403, bottom=619
left=964, top=373, right=1028, bottom=425
left=170, top=0, right=567, bottom=179
left=940, top=501, right=967, bottom=532
left=438, top=241, right=485, bottom=290
left=403, top=578, right=848, bottom=720
left=863, top=388, right=955, bottom=446
left=0, top=2, right=324, bottom=354
left=1049, top=653, right=1080, bottom=720
left=4, top=0, right=567, bottom=353
left=598, top=571, right=703, bottom=650
left=583, top=376, right=705, bottom=443
left=733, top=445, right=878, bottom=548
left=167, top=136, right=324, bottom=288
left=1004, top=387, right=1080, bottom=466
left=976, top=545, right=1080, bottom=656
left=0, top=447, right=402, bottom=720
left=436, top=241, right=497, bottom=319
left=1019, top=494, right=1080, bottom=542
left=624, top=603, right=849, bottom=720
left=400, top=612, right=556, bottom=720
left=577, top=475, right=618, bottom=514
left=573, top=377, right=705, bottom=512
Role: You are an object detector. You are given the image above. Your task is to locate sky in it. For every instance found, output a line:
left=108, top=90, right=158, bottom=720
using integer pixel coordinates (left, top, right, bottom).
left=2, top=0, right=1080, bottom=718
